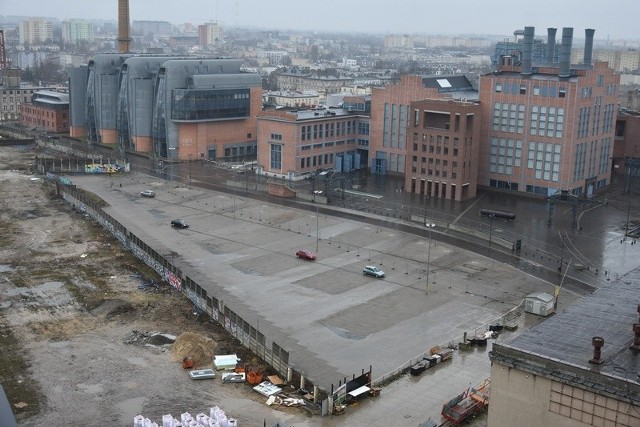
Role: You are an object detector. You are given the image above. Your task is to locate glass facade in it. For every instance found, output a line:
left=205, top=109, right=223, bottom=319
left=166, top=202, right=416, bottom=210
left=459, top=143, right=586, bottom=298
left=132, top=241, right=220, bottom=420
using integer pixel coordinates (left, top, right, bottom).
left=171, top=88, right=250, bottom=121
left=152, top=73, right=168, bottom=158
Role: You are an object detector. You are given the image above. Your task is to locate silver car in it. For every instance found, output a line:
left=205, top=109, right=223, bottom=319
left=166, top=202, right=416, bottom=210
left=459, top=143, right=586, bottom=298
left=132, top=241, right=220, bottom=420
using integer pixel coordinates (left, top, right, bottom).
left=140, top=189, right=156, bottom=198
left=363, top=265, right=385, bottom=278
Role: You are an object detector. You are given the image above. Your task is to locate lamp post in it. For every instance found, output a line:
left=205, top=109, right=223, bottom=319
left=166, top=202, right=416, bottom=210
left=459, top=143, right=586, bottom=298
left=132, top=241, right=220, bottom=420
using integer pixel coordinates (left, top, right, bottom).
left=316, top=204, right=319, bottom=253
left=488, top=214, right=495, bottom=248
left=425, top=223, right=435, bottom=295
left=188, top=154, right=192, bottom=187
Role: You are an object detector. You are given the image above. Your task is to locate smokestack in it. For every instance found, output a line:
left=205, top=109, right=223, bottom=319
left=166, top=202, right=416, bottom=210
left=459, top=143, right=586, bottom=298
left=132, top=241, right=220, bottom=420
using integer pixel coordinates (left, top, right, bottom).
left=584, top=28, right=595, bottom=66
left=521, top=26, right=534, bottom=75
left=558, top=27, right=573, bottom=78
left=589, top=336, right=604, bottom=364
left=117, top=0, right=131, bottom=53
left=547, top=28, right=557, bottom=63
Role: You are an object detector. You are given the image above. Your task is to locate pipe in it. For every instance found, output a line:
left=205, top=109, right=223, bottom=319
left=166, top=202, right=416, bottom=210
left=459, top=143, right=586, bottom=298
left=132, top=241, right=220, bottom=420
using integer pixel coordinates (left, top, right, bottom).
left=584, top=28, right=595, bottom=66
left=559, top=27, right=573, bottom=78
left=521, top=26, right=534, bottom=75
left=547, top=28, right=557, bottom=63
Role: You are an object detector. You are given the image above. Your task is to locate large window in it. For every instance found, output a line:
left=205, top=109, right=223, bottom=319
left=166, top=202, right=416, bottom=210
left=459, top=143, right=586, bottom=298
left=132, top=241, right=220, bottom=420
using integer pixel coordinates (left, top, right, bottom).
left=528, top=141, right=561, bottom=182
left=490, top=138, right=522, bottom=175
left=171, top=88, right=250, bottom=121
left=270, top=144, right=282, bottom=170
left=530, top=106, right=564, bottom=138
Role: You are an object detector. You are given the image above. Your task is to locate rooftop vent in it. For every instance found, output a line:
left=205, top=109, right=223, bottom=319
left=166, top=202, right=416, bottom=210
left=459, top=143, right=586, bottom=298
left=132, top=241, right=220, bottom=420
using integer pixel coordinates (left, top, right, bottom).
left=589, top=336, right=604, bottom=364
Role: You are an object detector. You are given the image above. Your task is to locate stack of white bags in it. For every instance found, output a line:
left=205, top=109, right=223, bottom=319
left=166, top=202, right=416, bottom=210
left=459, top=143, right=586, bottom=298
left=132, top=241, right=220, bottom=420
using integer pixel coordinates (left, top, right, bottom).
left=134, top=407, right=238, bottom=427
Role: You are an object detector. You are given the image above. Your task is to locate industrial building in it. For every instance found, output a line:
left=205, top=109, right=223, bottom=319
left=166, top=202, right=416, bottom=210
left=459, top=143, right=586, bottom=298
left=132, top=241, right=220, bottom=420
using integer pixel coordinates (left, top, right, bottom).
left=488, top=268, right=640, bottom=427
left=20, top=90, right=69, bottom=133
left=68, top=54, right=262, bottom=161
left=0, top=69, right=56, bottom=123
left=369, top=74, right=478, bottom=180
left=479, top=27, right=620, bottom=197
left=256, top=107, right=369, bottom=180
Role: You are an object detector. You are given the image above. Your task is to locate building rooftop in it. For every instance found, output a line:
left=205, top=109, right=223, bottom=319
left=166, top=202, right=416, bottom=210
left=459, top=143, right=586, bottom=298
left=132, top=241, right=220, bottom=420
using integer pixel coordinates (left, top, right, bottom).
left=491, top=266, right=640, bottom=404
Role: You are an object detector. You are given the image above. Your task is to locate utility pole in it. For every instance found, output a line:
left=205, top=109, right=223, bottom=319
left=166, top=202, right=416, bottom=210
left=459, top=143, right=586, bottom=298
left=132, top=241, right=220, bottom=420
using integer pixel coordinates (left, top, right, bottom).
left=316, top=205, right=319, bottom=253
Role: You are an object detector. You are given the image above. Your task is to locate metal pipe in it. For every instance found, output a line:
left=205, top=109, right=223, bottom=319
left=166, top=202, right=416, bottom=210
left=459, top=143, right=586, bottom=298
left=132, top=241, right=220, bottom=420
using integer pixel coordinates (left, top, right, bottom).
left=547, top=28, right=557, bottom=63
left=584, top=28, right=595, bottom=66
left=559, top=27, right=573, bottom=78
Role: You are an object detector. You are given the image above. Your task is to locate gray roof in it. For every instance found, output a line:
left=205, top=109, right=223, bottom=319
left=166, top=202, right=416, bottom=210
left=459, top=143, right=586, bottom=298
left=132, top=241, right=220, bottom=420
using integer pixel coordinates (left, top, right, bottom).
left=421, top=75, right=473, bottom=91
left=491, top=266, right=640, bottom=403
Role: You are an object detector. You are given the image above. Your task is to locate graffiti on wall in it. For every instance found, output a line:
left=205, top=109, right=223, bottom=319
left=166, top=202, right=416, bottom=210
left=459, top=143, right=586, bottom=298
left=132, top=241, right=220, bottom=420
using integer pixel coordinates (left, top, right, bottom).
left=85, top=163, right=127, bottom=174
left=166, top=270, right=181, bottom=291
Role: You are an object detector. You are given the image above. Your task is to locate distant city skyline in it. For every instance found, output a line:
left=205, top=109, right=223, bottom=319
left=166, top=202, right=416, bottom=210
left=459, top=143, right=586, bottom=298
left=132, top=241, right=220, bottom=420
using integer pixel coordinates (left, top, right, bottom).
left=2, top=0, right=639, bottom=41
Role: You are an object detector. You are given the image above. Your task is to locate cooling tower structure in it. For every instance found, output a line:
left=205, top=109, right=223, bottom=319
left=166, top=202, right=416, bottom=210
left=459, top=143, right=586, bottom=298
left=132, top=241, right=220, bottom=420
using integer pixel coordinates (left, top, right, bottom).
left=117, top=0, right=132, bottom=53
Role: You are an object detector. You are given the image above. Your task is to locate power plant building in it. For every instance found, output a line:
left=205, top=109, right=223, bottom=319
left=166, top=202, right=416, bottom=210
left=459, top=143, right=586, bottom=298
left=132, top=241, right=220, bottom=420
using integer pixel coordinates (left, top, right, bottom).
left=69, top=54, right=262, bottom=161
left=479, top=27, right=620, bottom=197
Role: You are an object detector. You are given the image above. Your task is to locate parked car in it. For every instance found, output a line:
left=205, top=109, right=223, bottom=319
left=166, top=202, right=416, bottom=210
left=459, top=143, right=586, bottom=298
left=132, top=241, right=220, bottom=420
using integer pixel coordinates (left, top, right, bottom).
left=140, top=189, right=156, bottom=198
left=296, top=249, right=316, bottom=261
left=171, top=219, right=189, bottom=229
left=363, top=265, right=385, bottom=278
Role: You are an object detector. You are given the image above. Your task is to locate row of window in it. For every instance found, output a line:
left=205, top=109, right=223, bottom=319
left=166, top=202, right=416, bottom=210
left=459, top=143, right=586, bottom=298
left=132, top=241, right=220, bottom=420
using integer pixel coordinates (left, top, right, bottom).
left=412, top=143, right=461, bottom=157
left=300, top=140, right=355, bottom=151
left=300, top=153, right=335, bottom=169
left=495, top=83, right=566, bottom=98
left=300, top=120, right=362, bottom=141
left=410, top=167, right=456, bottom=179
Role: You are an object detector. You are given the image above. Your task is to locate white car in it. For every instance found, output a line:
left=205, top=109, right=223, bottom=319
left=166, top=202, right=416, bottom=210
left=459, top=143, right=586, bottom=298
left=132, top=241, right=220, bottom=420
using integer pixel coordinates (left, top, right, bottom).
left=140, top=189, right=156, bottom=198
left=363, top=265, right=385, bottom=278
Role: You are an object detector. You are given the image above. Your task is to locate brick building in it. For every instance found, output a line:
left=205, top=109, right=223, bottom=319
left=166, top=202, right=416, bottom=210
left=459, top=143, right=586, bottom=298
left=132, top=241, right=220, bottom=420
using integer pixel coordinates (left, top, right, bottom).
left=256, top=107, right=369, bottom=180
left=369, top=74, right=478, bottom=178
left=406, top=98, right=481, bottom=201
left=480, top=27, right=619, bottom=197
left=20, top=90, right=69, bottom=133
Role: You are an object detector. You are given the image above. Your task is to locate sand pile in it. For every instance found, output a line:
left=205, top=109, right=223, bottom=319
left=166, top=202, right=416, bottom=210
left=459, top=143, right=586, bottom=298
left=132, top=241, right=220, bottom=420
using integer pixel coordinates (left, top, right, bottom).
left=171, top=332, right=216, bottom=368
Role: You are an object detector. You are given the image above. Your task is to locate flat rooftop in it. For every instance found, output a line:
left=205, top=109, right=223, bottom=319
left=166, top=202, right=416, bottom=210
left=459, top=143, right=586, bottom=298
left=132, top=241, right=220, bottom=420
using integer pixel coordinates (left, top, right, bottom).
left=491, top=266, right=640, bottom=401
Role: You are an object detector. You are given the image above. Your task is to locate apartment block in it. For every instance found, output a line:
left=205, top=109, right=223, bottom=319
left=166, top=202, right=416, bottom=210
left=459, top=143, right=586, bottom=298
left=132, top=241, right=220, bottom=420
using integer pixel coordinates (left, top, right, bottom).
left=18, top=18, right=53, bottom=45
left=406, top=99, right=481, bottom=201
left=62, top=20, right=95, bottom=46
left=198, top=22, right=223, bottom=48
left=256, top=108, right=369, bottom=180
left=480, top=27, right=619, bottom=198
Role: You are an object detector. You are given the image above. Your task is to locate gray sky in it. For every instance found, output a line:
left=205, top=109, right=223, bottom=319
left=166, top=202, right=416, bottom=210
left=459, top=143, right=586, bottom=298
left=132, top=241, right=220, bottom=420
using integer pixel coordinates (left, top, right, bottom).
left=2, top=0, right=638, bottom=40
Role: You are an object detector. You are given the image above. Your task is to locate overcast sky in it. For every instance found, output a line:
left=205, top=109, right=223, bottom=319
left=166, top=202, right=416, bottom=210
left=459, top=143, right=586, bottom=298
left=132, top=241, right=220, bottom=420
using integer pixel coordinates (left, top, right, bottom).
left=2, top=0, right=638, bottom=40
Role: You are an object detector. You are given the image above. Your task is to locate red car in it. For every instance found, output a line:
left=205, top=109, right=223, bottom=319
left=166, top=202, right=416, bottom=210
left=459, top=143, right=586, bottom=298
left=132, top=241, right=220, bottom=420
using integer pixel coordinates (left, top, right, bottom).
left=296, top=249, right=316, bottom=261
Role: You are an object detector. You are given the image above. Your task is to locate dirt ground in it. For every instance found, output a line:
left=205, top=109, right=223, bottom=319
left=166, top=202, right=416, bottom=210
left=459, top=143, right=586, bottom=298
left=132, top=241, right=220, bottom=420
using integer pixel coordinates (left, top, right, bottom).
left=0, top=145, right=314, bottom=426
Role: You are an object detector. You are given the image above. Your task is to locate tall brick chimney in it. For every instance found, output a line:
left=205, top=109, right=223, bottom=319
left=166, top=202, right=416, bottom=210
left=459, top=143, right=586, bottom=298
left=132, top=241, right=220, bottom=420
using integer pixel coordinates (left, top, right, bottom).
left=117, top=0, right=132, bottom=53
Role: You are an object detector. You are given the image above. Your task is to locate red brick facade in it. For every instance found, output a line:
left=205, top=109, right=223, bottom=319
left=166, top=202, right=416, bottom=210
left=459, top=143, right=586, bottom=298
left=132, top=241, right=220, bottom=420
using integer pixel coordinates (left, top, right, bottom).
left=20, top=103, right=69, bottom=133
left=479, top=61, right=619, bottom=197
left=406, top=99, right=481, bottom=201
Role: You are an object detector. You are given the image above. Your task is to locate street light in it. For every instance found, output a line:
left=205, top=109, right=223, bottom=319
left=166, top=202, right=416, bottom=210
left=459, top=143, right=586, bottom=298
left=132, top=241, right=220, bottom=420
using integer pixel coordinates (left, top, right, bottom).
left=188, top=154, right=192, bottom=187
left=425, top=223, right=435, bottom=295
left=316, top=205, right=319, bottom=252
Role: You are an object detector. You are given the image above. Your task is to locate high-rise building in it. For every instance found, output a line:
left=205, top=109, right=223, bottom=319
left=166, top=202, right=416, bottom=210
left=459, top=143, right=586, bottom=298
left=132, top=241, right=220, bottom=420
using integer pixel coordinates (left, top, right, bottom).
left=480, top=27, right=619, bottom=197
left=62, top=20, right=95, bottom=46
left=198, top=22, right=223, bottom=48
left=18, top=18, right=53, bottom=45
